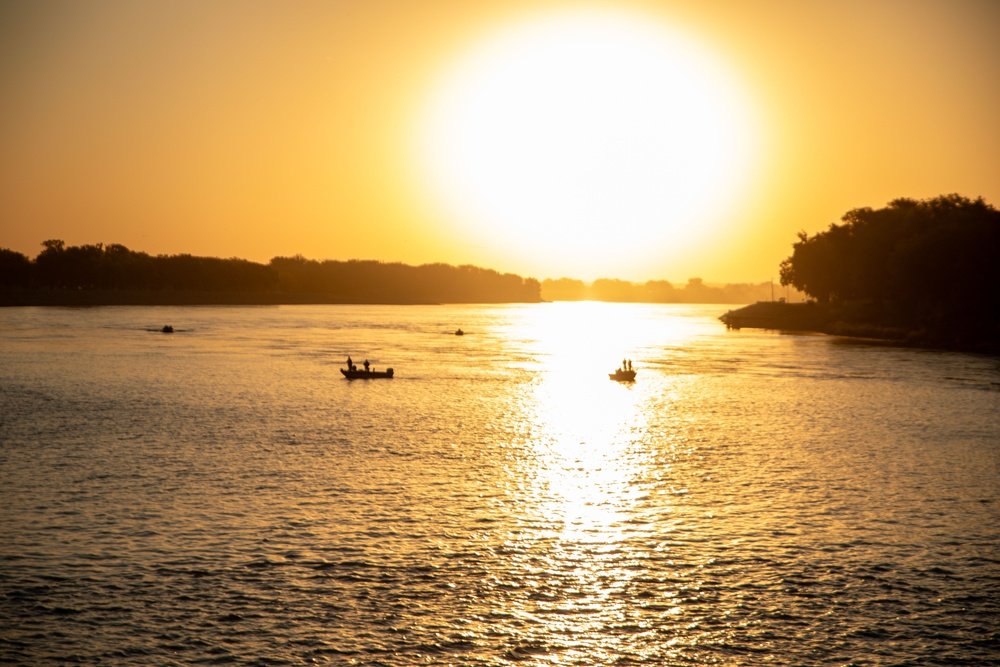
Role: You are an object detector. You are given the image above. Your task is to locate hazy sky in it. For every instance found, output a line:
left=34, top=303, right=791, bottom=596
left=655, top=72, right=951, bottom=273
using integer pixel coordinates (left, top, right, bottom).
left=2, top=0, right=998, bottom=283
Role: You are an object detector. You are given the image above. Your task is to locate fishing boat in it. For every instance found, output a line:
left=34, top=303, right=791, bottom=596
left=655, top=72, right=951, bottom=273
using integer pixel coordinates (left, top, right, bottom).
left=341, top=367, right=394, bottom=379
left=609, top=368, right=636, bottom=381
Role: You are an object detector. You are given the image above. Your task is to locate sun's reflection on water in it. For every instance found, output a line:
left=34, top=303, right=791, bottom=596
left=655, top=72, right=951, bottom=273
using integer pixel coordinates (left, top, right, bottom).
left=494, top=302, right=705, bottom=660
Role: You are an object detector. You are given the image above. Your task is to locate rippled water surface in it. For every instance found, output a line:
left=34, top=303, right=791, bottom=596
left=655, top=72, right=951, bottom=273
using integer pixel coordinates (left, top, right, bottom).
left=2, top=303, right=998, bottom=665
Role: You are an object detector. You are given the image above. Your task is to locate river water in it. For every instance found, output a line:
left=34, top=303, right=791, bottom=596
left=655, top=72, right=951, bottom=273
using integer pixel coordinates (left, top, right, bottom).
left=1, top=303, right=998, bottom=666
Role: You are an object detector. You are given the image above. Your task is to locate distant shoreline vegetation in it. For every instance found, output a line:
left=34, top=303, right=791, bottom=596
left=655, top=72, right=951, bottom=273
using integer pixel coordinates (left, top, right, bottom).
left=540, top=277, right=802, bottom=304
left=4, top=191, right=995, bottom=337
left=0, top=244, right=541, bottom=305
left=0, top=240, right=793, bottom=307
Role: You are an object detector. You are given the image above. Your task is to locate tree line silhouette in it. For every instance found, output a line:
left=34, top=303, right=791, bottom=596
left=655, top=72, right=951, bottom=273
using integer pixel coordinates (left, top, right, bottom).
left=0, top=238, right=800, bottom=306
left=4, top=193, right=996, bottom=332
left=778, top=194, right=999, bottom=346
left=540, top=276, right=802, bottom=304
left=0, top=241, right=541, bottom=304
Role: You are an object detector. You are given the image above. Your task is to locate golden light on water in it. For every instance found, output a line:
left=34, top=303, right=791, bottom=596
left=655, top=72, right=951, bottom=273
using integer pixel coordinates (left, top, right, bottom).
left=6, top=305, right=1000, bottom=663
left=495, top=303, right=704, bottom=659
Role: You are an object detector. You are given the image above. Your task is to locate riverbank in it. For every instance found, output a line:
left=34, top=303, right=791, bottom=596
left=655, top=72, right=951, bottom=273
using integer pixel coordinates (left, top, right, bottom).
left=720, top=301, right=998, bottom=354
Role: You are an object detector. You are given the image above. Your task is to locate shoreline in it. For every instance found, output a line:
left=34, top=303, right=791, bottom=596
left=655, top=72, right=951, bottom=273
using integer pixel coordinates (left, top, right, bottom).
left=4, top=290, right=995, bottom=353
left=720, top=301, right=998, bottom=354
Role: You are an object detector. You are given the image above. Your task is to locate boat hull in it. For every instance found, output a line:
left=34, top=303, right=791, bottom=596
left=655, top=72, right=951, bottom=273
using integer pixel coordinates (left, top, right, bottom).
left=341, top=368, right=394, bottom=379
left=609, top=370, right=636, bottom=381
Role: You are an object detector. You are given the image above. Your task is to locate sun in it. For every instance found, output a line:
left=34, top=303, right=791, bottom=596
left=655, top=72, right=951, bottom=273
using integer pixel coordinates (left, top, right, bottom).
left=413, top=8, right=759, bottom=280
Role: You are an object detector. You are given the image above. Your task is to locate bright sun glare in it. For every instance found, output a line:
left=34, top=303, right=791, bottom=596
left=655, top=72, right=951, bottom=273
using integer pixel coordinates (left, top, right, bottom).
left=416, top=9, right=758, bottom=279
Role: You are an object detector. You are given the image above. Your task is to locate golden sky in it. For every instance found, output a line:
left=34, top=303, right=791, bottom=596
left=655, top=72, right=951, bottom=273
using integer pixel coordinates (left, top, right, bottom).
left=2, top=0, right=998, bottom=283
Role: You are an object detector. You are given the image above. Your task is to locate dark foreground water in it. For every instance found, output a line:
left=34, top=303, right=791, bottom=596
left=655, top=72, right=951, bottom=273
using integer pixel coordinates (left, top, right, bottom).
left=1, top=303, right=998, bottom=666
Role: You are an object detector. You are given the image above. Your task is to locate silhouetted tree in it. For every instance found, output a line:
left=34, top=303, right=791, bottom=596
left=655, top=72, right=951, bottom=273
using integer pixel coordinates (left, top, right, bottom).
left=780, top=194, right=1000, bottom=341
left=0, top=248, right=33, bottom=288
left=268, top=255, right=540, bottom=302
left=643, top=280, right=676, bottom=302
left=35, top=239, right=72, bottom=288
left=541, top=278, right=587, bottom=301
left=591, top=278, right=641, bottom=302
left=27, top=240, right=278, bottom=293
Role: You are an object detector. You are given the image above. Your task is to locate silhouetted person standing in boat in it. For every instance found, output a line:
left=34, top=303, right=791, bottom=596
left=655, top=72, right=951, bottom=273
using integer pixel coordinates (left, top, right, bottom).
left=363, top=359, right=370, bottom=373
left=347, top=356, right=353, bottom=370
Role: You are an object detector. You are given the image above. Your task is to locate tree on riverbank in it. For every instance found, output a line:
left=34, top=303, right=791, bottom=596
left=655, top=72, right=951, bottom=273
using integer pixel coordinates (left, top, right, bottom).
left=779, top=195, right=1000, bottom=343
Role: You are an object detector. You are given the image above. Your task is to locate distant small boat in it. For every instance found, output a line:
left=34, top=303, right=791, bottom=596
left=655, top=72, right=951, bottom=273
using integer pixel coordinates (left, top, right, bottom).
left=161, top=325, right=174, bottom=333
left=455, top=329, right=465, bottom=336
left=609, top=368, right=636, bottom=381
left=341, top=367, right=394, bottom=379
